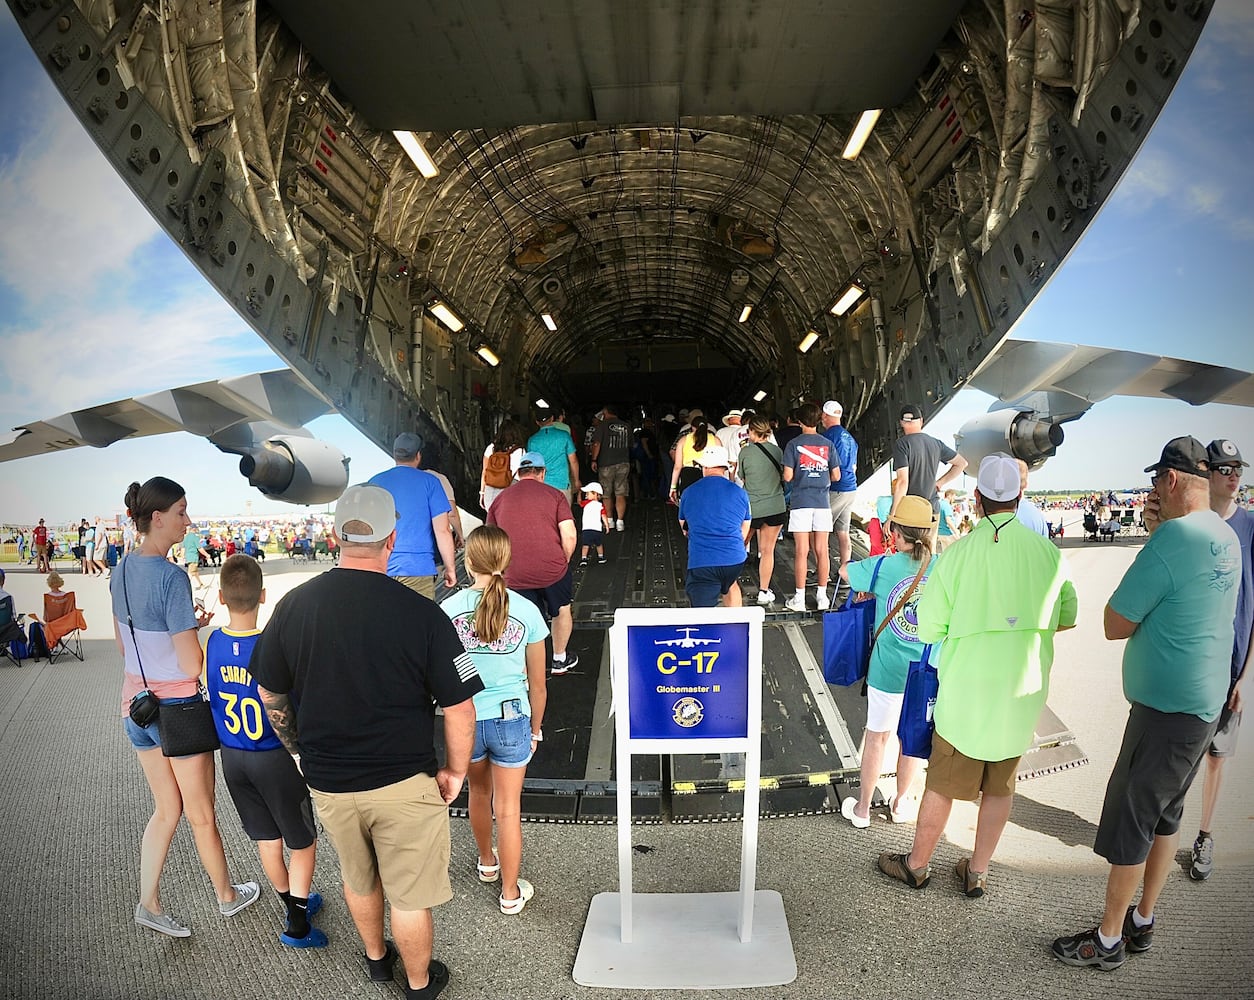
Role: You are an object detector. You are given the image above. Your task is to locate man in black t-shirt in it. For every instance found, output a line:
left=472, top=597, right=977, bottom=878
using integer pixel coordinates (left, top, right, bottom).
left=891, top=402, right=968, bottom=518
left=591, top=403, right=633, bottom=531
left=252, top=485, right=482, bottom=997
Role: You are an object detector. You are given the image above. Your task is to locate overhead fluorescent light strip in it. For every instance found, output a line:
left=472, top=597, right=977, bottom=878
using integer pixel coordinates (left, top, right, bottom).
left=428, top=301, right=464, bottom=332
left=476, top=345, right=501, bottom=367
left=535, top=397, right=550, bottom=409
left=738, top=304, right=753, bottom=323
left=393, top=130, right=440, bottom=178
left=752, top=389, right=768, bottom=402
left=829, top=282, right=866, bottom=317
left=797, top=330, right=820, bottom=353
left=841, top=110, right=882, bottom=161
left=541, top=313, right=558, bottom=332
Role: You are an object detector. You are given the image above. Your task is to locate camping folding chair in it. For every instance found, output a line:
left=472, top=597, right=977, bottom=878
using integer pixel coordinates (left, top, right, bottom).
left=1, top=595, right=27, bottom=667
left=43, top=591, right=87, bottom=663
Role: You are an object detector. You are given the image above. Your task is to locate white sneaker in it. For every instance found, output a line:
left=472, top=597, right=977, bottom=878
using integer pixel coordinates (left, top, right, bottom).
left=756, top=589, right=775, bottom=605
left=841, top=796, right=871, bottom=829
left=784, top=594, right=807, bottom=613
left=815, top=591, right=831, bottom=611
left=890, top=794, right=920, bottom=824
left=615, top=520, right=625, bottom=532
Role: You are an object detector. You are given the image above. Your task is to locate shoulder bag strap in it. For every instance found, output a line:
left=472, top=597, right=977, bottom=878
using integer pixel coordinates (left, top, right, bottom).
left=120, top=558, right=150, bottom=691
left=753, top=441, right=785, bottom=480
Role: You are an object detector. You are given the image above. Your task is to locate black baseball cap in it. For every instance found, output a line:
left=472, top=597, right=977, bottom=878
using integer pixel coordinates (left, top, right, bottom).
left=1206, top=439, right=1247, bottom=469
left=1144, top=436, right=1210, bottom=478
left=899, top=403, right=923, bottom=421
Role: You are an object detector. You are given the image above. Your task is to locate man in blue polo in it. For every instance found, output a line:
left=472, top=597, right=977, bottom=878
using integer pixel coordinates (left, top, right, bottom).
left=1052, top=437, right=1239, bottom=971
left=368, top=432, right=458, bottom=598
left=677, top=445, right=751, bottom=608
left=821, top=400, right=859, bottom=587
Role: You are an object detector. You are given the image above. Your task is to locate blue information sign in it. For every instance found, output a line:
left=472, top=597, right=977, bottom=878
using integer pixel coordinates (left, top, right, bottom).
left=626, top=622, right=750, bottom=740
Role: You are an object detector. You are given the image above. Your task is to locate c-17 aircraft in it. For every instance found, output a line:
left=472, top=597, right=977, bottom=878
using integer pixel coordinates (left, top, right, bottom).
left=3, top=0, right=1246, bottom=822
left=3, top=0, right=1249, bottom=504
left=654, top=628, right=720, bottom=650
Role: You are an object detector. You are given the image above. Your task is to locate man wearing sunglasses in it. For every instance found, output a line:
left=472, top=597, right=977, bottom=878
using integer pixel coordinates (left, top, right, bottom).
left=1053, top=437, right=1240, bottom=970
left=1182, top=440, right=1253, bottom=883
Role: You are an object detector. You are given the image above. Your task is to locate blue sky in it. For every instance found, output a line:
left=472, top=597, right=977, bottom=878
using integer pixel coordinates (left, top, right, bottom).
left=1, top=2, right=1252, bottom=525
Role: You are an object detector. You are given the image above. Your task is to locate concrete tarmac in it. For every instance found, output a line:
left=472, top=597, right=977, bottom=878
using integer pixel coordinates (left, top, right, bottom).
left=1, top=534, right=1252, bottom=999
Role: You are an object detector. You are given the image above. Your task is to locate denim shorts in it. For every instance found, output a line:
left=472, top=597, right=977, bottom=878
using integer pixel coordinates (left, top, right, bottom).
left=123, top=693, right=203, bottom=752
left=471, top=714, right=533, bottom=768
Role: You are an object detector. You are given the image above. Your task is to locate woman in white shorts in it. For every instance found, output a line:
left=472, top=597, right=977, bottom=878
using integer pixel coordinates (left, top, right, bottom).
left=838, top=495, right=939, bottom=828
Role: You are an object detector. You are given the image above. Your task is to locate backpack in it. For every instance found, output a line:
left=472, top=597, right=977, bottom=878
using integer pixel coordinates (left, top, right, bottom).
left=484, top=448, right=516, bottom=489
left=27, top=621, right=51, bottom=661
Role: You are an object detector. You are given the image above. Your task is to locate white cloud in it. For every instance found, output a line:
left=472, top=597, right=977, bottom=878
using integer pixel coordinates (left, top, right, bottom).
left=0, top=87, right=164, bottom=307
left=0, top=289, right=278, bottom=427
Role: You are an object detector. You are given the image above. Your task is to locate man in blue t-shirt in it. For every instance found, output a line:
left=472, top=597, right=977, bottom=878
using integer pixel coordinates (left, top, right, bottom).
left=368, top=432, right=457, bottom=598
left=1184, top=439, right=1254, bottom=882
left=677, top=445, right=751, bottom=607
left=1054, top=437, right=1240, bottom=971
left=820, top=400, right=859, bottom=584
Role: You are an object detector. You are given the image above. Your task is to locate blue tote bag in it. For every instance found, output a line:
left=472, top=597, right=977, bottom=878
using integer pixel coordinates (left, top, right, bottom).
left=821, top=557, right=884, bottom=685
left=898, top=644, right=938, bottom=758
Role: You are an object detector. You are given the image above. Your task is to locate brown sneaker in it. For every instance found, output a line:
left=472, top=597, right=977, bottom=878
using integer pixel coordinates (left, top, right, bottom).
left=877, top=852, right=931, bottom=889
left=955, top=858, right=986, bottom=898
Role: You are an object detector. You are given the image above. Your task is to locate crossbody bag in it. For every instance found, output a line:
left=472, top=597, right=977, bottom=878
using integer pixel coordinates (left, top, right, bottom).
left=122, top=559, right=219, bottom=757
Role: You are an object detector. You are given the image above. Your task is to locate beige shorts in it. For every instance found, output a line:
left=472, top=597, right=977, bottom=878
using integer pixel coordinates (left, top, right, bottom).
left=395, top=575, right=436, bottom=598
left=599, top=462, right=630, bottom=499
left=311, top=772, right=452, bottom=911
left=924, top=732, right=1019, bottom=800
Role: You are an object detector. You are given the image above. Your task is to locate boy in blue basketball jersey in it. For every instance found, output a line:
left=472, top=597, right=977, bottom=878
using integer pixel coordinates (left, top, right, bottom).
left=206, top=555, right=326, bottom=948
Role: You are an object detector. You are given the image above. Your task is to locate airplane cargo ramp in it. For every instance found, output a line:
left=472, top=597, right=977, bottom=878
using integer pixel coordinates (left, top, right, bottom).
left=438, top=499, right=1087, bottom=823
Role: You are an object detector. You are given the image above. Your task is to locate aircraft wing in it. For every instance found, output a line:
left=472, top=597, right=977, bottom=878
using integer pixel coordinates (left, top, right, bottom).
left=0, top=370, right=335, bottom=462
left=954, top=340, right=1254, bottom=470
left=969, top=340, right=1254, bottom=422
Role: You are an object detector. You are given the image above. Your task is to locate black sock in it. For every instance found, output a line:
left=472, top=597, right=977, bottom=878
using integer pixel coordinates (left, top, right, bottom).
left=286, top=895, right=310, bottom=938
left=277, top=888, right=292, bottom=906
left=1199, top=829, right=1211, bottom=839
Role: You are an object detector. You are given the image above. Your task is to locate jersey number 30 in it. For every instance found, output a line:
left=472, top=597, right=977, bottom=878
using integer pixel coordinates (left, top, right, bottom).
left=217, top=692, right=265, bottom=740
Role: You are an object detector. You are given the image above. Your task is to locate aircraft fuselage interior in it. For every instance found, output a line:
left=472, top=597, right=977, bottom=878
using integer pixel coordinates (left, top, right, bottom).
left=5, top=0, right=1216, bottom=503
left=5, top=0, right=1216, bottom=819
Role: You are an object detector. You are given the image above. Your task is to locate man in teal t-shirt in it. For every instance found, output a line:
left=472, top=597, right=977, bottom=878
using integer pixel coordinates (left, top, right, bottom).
left=181, top=528, right=207, bottom=589
left=1053, top=437, right=1240, bottom=971
left=527, top=412, right=579, bottom=499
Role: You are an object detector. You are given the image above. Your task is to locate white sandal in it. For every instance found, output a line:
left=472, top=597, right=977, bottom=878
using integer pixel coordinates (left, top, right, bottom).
left=476, top=855, right=500, bottom=883
left=499, top=878, right=534, bottom=915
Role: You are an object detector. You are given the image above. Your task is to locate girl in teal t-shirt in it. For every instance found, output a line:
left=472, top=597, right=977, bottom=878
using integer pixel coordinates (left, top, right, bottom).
left=439, top=526, right=548, bottom=915
left=837, top=495, right=939, bottom=828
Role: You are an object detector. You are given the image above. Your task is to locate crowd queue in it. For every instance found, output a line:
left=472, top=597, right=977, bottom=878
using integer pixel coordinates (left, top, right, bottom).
left=87, top=393, right=1249, bottom=995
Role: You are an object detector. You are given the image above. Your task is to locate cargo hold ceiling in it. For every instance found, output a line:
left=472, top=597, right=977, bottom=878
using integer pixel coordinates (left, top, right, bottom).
left=259, top=0, right=969, bottom=398
left=267, top=1, right=965, bottom=131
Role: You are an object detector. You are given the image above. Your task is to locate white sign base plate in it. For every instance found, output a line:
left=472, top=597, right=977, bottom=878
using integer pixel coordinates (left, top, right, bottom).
left=572, top=890, right=796, bottom=990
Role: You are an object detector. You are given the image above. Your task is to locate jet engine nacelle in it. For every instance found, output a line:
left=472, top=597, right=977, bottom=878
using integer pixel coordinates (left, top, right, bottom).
left=238, top=435, right=349, bottom=504
left=954, top=408, right=1064, bottom=471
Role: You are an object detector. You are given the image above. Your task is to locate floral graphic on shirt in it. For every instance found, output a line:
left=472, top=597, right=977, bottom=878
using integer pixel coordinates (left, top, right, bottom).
left=450, top=612, right=526, bottom=653
left=885, top=573, right=929, bottom=642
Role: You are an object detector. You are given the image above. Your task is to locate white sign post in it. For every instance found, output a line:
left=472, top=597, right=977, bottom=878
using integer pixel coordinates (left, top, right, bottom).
left=572, top=606, right=796, bottom=990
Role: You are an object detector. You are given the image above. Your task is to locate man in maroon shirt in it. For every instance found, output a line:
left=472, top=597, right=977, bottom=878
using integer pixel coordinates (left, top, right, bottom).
left=487, top=451, right=580, bottom=674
